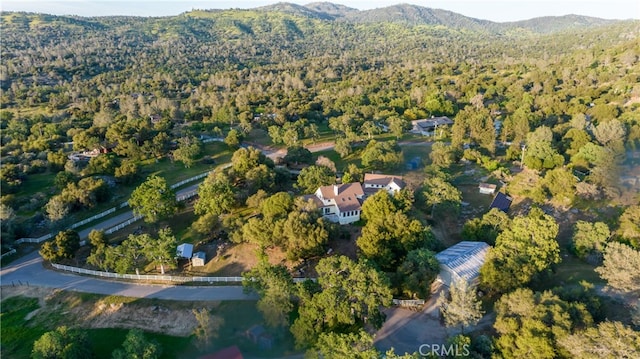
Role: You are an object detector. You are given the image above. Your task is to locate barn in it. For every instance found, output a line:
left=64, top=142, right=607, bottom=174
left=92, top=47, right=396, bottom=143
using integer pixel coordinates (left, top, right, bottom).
left=435, top=241, right=490, bottom=287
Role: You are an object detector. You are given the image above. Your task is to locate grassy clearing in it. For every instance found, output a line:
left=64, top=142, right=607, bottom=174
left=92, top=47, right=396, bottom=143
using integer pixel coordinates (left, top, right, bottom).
left=245, top=128, right=274, bottom=147
left=211, top=301, right=299, bottom=358
left=88, top=328, right=192, bottom=359
left=531, top=254, right=604, bottom=291
left=0, top=296, right=46, bottom=358
left=312, top=148, right=362, bottom=172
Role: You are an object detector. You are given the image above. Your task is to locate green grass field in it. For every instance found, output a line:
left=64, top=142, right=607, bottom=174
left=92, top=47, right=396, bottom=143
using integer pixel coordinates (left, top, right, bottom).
left=0, top=296, right=46, bottom=358
left=88, top=328, right=192, bottom=359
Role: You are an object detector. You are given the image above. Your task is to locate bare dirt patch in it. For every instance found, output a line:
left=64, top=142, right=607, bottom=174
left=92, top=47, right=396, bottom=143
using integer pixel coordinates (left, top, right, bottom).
left=74, top=298, right=206, bottom=336
left=187, top=242, right=293, bottom=276
left=1, top=286, right=219, bottom=337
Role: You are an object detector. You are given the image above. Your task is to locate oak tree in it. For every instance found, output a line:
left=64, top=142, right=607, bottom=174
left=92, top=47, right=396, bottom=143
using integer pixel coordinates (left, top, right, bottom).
left=129, top=176, right=177, bottom=223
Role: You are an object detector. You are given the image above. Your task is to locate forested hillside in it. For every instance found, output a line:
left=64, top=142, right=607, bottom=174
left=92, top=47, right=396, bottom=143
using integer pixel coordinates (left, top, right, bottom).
left=1, top=3, right=640, bottom=358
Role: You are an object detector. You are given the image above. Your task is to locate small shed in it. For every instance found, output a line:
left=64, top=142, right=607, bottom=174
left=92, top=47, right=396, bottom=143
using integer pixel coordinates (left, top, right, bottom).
left=435, top=241, right=491, bottom=287
left=489, top=192, right=513, bottom=212
left=192, top=251, right=206, bottom=267
left=478, top=183, right=497, bottom=195
left=176, top=243, right=194, bottom=259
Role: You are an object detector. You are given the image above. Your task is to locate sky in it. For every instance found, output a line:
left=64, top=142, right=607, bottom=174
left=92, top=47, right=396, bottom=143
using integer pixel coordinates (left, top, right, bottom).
left=1, top=0, right=639, bottom=23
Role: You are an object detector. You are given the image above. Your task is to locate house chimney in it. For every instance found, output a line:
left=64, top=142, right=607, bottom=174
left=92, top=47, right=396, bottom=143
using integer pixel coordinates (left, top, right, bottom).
left=334, top=185, right=339, bottom=196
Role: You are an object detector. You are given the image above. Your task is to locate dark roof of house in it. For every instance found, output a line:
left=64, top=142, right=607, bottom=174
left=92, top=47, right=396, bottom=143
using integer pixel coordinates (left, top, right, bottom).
left=490, top=192, right=513, bottom=212
left=198, top=345, right=243, bottom=359
left=415, top=116, right=453, bottom=128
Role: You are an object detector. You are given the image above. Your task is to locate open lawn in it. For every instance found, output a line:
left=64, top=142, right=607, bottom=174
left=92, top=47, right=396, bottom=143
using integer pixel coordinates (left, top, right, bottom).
left=531, top=254, right=604, bottom=291
left=0, top=295, right=46, bottom=358
left=245, top=128, right=274, bottom=147
left=140, top=141, right=230, bottom=185
left=88, top=328, right=192, bottom=359
left=312, top=148, right=362, bottom=173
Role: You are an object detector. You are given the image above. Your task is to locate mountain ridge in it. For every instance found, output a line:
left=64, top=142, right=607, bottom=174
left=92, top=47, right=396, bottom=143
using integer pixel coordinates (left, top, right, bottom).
left=254, top=2, right=616, bottom=34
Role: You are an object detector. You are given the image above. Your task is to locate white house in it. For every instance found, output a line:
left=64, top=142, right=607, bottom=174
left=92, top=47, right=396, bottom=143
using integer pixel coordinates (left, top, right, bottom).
left=478, top=183, right=497, bottom=195
left=305, top=183, right=365, bottom=225
left=363, top=174, right=405, bottom=196
left=435, top=241, right=490, bottom=287
left=304, top=174, right=406, bottom=225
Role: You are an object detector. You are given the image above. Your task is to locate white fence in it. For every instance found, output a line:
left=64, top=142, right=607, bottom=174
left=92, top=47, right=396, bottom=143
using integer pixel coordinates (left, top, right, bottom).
left=1, top=249, right=17, bottom=259
left=51, top=263, right=312, bottom=284
left=201, top=137, right=223, bottom=144
left=392, top=299, right=425, bottom=307
left=104, top=215, right=144, bottom=234
left=15, top=233, right=52, bottom=244
left=177, top=190, right=198, bottom=202
left=170, top=171, right=211, bottom=189
left=70, top=207, right=117, bottom=229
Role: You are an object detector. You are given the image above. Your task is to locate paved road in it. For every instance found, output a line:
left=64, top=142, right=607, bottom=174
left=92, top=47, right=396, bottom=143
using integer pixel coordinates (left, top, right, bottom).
left=0, top=250, right=257, bottom=301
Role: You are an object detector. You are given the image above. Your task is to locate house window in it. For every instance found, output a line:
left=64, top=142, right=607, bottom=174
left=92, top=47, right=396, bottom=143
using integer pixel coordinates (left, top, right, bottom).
left=324, top=207, right=330, bottom=214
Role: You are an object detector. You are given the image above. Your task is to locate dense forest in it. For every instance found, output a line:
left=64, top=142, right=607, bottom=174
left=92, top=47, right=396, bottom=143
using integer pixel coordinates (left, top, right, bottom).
left=1, top=3, right=639, bottom=358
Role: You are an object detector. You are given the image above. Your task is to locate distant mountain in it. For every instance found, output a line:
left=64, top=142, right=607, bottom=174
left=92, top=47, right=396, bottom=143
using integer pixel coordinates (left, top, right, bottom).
left=257, top=2, right=335, bottom=20
left=504, top=14, right=616, bottom=34
left=253, top=2, right=617, bottom=35
left=342, top=4, right=498, bottom=32
left=304, top=2, right=358, bottom=18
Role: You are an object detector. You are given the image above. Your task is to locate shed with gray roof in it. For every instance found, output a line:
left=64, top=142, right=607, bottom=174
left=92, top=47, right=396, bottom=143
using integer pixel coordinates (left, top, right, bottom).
left=435, top=241, right=490, bottom=287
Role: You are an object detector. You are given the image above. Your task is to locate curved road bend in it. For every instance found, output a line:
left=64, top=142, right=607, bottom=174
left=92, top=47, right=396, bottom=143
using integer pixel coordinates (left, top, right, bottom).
left=0, top=251, right=257, bottom=301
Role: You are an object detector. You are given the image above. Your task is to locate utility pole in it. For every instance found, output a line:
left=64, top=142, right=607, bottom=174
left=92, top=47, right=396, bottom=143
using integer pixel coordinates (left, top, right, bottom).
left=520, top=144, right=526, bottom=169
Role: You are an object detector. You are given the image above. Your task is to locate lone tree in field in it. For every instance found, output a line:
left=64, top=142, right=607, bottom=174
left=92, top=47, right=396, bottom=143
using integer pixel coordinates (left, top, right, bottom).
left=439, top=279, right=484, bottom=335
left=129, top=175, right=178, bottom=223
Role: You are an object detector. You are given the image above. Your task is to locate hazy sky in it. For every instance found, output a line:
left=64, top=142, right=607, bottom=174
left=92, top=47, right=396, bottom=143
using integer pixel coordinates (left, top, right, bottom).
left=1, top=0, right=639, bottom=22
